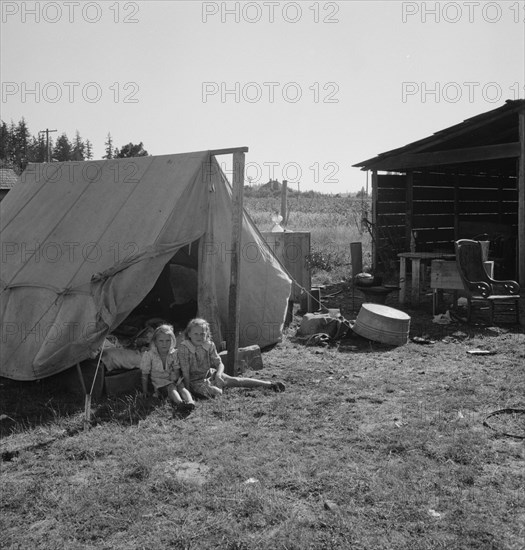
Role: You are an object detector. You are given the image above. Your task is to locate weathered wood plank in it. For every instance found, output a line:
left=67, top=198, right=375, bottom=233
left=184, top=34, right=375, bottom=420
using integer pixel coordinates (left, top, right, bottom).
left=377, top=174, right=407, bottom=188
left=226, top=150, right=245, bottom=376
left=412, top=214, right=455, bottom=228
left=377, top=188, right=406, bottom=201
left=367, top=143, right=520, bottom=171
left=376, top=202, right=410, bottom=215
left=458, top=188, right=518, bottom=201
left=414, top=171, right=517, bottom=188
left=518, top=110, right=525, bottom=285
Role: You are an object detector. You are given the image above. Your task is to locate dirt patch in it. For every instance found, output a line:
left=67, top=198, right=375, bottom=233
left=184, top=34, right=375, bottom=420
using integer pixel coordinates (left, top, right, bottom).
left=151, top=459, right=210, bottom=486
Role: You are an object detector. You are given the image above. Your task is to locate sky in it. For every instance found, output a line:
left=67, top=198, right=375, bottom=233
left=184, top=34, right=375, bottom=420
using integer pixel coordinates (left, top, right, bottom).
left=1, top=0, right=524, bottom=194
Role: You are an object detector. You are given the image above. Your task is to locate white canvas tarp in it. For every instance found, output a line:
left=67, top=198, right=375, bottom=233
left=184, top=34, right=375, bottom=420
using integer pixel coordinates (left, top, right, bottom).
left=0, top=151, right=291, bottom=380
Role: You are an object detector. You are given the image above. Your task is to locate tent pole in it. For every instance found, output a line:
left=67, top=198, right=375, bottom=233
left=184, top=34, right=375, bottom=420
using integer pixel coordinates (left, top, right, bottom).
left=226, top=150, right=246, bottom=375
left=198, top=158, right=223, bottom=346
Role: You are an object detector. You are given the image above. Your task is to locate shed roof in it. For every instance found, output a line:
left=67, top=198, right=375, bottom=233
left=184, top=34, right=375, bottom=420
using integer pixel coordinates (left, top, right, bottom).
left=354, top=99, right=524, bottom=174
left=0, top=168, right=20, bottom=190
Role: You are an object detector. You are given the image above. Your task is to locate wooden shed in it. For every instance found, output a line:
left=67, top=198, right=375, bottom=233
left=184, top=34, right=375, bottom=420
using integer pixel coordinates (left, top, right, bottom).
left=0, top=168, right=19, bottom=202
left=353, top=99, right=525, bottom=286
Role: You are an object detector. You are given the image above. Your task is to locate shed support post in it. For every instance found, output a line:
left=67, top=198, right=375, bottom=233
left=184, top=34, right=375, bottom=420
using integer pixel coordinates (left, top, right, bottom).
left=518, top=110, right=525, bottom=287
left=226, top=150, right=246, bottom=375
left=405, top=171, right=413, bottom=252
left=453, top=174, right=460, bottom=241
left=371, top=170, right=378, bottom=271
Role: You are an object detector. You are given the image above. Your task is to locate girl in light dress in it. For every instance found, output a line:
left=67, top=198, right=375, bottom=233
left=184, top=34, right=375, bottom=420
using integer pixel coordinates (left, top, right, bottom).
left=140, top=324, right=196, bottom=413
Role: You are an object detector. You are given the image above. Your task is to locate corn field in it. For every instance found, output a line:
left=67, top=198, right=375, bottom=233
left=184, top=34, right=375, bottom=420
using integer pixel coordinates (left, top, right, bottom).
left=244, top=195, right=372, bottom=284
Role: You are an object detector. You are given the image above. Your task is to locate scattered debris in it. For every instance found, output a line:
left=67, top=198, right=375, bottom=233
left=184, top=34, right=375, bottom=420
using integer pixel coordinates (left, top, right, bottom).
left=244, top=477, right=259, bottom=484
left=467, top=349, right=496, bottom=356
left=449, top=309, right=467, bottom=323
left=339, top=345, right=359, bottom=351
left=303, top=333, right=331, bottom=347
left=324, top=500, right=340, bottom=512
left=432, top=311, right=452, bottom=324
left=412, top=336, right=436, bottom=345
left=483, top=408, right=525, bottom=439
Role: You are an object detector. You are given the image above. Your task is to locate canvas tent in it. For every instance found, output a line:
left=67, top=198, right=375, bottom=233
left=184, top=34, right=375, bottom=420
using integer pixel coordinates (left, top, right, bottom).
left=0, top=150, right=292, bottom=381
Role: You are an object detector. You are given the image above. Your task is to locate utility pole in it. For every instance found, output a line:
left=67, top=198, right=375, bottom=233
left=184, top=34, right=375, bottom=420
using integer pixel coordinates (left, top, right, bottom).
left=39, top=128, right=57, bottom=162
left=280, top=180, right=288, bottom=226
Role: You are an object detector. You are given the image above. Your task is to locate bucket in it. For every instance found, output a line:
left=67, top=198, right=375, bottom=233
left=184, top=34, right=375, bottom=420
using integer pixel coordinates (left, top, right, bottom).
left=308, top=288, right=321, bottom=312
left=351, top=303, right=411, bottom=346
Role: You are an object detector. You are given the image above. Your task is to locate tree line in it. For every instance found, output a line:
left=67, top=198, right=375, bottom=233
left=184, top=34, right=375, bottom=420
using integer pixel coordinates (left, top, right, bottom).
left=0, top=118, right=149, bottom=174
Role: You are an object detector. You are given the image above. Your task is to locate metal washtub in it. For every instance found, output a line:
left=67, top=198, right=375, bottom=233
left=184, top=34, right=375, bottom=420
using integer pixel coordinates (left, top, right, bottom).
left=351, top=303, right=411, bottom=346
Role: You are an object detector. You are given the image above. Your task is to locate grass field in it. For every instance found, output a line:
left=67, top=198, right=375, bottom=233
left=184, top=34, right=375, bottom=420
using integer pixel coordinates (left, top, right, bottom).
left=245, top=195, right=372, bottom=284
left=1, top=313, right=524, bottom=549
left=1, top=196, right=524, bottom=550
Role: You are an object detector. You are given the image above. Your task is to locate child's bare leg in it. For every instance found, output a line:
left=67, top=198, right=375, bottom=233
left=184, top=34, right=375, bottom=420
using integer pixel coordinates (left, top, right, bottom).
left=222, top=375, right=271, bottom=389
left=207, top=385, right=223, bottom=398
left=179, top=386, right=195, bottom=404
left=221, top=375, right=285, bottom=392
left=167, top=385, right=183, bottom=405
left=190, top=383, right=222, bottom=399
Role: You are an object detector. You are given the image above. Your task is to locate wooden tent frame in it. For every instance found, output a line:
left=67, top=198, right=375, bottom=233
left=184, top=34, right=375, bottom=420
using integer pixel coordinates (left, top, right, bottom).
left=209, top=147, right=248, bottom=375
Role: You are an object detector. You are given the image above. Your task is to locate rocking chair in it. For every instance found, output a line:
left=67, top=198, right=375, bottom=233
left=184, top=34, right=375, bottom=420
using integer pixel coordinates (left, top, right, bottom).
left=454, top=239, right=520, bottom=324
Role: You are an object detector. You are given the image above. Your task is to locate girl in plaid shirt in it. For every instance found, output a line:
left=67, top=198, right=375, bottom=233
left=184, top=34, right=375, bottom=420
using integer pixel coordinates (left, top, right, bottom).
left=178, top=318, right=285, bottom=398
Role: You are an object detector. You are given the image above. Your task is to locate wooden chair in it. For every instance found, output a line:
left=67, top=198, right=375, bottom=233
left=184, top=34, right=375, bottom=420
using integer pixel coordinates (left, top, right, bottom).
left=454, top=239, right=520, bottom=324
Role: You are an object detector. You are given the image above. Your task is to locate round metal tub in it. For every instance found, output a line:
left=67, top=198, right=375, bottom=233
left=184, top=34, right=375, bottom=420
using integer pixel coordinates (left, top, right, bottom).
left=351, top=303, right=411, bottom=346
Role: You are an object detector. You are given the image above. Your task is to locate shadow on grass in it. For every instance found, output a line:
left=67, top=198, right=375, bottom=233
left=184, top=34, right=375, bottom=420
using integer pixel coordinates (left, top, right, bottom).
left=0, top=376, right=164, bottom=440
left=0, top=376, right=87, bottom=439
left=92, top=393, right=161, bottom=426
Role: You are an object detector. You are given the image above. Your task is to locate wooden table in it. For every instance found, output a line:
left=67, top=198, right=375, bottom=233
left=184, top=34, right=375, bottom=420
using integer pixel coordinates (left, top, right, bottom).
left=398, top=252, right=455, bottom=305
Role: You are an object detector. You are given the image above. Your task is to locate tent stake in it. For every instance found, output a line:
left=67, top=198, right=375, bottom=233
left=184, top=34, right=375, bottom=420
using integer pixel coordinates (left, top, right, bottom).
left=226, top=150, right=246, bottom=375
left=83, top=340, right=106, bottom=430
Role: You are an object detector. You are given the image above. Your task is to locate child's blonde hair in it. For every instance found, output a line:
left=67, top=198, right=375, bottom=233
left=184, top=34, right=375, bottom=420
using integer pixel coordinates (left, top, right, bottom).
left=184, top=318, right=211, bottom=342
left=151, top=324, right=177, bottom=351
